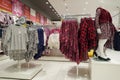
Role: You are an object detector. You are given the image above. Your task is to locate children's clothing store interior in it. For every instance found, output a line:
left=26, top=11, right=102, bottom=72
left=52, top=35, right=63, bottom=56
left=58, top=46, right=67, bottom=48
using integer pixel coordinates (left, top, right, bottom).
left=0, top=0, right=120, bottom=80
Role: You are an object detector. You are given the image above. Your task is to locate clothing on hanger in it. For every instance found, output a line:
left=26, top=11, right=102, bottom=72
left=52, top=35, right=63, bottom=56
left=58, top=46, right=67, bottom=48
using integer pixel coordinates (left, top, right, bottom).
left=2, top=24, right=28, bottom=61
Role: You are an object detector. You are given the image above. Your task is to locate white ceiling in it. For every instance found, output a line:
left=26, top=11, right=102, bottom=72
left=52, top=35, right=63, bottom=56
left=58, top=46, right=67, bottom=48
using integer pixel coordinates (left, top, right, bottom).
left=48, top=0, right=120, bottom=17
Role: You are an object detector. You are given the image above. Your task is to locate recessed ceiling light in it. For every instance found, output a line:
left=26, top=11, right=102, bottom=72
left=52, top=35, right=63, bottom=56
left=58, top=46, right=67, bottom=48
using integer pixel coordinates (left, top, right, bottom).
left=66, top=9, right=68, bottom=11
left=67, top=13, right=70, bottom=15
left=85, top=2, right=88, bottom=5
left=46, top=2, right=49, bottom=4
left=100, top=0, right=104, bottom=3
left=52, top=9, right=54, bottom=11
left=87, top=12, right=90, bottom=14
left=65, top=3, right=67, bottom=6
left=84, top=8, right=86, bottom=11
left=49, top=6, right=52, bottom=8
left=113, top=11, right=118, bottom=14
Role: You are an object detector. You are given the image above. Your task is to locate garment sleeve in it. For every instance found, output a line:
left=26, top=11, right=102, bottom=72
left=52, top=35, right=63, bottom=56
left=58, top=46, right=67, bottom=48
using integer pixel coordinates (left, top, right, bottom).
left=48, top=34, right=53, bottom=49
left=95, top=8, right=101, bottom=29
left=3, top=26, right=11, bottom=46
left=24, top=28, right=29, bottom=45
left=43, top=31, right=47, bottom=46
left=35, top=30, right=39, bottom=44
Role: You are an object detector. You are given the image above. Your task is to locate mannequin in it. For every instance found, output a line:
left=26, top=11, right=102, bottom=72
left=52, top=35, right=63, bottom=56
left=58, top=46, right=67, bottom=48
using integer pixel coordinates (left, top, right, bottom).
left=95, top=7, right=116, bottom=61
left=95, top=27, right=110, bottom=61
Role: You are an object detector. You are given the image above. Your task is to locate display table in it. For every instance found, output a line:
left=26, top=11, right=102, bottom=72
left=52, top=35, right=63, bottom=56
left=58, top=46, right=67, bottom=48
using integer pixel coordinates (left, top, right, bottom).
left=0, top=59, right=42, bottom=80
left=0, top=55, right=9, bottom=61
left=90, top=58, right=120, bottom=80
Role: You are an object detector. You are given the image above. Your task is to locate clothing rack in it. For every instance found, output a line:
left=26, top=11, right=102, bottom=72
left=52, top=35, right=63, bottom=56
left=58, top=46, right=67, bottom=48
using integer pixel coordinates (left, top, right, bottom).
left=63, top=14, right=93, bottom=78
left=65, top=14, right=91, bottom=17
left=63, top=13, right=91, bottom=19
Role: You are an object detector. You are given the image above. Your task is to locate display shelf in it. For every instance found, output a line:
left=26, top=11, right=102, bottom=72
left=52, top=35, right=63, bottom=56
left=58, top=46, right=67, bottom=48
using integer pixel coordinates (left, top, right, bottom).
left=90, top=49, right=120, bottom=80
left=0, top=59, right=42, bottom=80
left=0, top=55, right=9, bottom=61
left=90, top=59, right=120, bottom=80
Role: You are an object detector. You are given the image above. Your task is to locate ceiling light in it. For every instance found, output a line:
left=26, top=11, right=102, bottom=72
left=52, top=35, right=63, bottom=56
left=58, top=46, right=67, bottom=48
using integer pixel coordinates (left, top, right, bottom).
left=87, top=12, right=90, bottom=14
left=49, top=6, right=52, bottom=8
left=84, top=8, right=86, bottom=11
left=100, top=0, right=104, bottom=3
left=66, top=9, right=68, bottom=11
left=57, top=14, right=59, bottom=16
left=67, top=13, right=70, bottom=15
left=46, top=2, right=49, bottom=4
left=65, top=3, right=67, bottom=6
left=52, top=9, right=54, bottom=11
left=85, top=2, right=88, bottom=5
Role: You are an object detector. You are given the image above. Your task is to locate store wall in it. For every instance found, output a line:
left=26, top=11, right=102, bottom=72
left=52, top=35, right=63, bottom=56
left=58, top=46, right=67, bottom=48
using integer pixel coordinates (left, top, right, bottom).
left=112, top=10, right=120, bottom=30
left=52, top=21, right=62, bottom=27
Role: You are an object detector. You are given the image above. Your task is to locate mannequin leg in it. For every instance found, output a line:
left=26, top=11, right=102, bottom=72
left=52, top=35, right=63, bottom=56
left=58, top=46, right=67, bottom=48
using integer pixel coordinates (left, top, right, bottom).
left=97, top=39, right=107, bottom=58
left=96, top=39, right=110, bottom=61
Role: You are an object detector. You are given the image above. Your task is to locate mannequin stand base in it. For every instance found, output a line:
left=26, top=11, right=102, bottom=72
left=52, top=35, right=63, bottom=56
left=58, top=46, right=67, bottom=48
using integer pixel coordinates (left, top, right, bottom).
left=0, top=59, right=42, bottom=80
left=0, top=55, right=9, bottom=61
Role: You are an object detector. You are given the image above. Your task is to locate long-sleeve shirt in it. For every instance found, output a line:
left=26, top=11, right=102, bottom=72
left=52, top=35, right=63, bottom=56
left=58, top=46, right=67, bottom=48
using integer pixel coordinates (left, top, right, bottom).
left=3, top=24, right=28, bottom=60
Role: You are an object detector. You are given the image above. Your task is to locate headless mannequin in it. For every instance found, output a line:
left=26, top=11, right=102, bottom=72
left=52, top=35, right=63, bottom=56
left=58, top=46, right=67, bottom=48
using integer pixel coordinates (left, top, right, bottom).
left=94, top=7, right=112, bottom=61
left=96, top=39, right=107, bottom=58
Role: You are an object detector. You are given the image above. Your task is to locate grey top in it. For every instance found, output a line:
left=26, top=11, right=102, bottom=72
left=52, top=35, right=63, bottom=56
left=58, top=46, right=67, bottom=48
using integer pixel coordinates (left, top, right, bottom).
left=25, top=27, right=39, bottom=62
left=3, top=24, right=28, bottom=60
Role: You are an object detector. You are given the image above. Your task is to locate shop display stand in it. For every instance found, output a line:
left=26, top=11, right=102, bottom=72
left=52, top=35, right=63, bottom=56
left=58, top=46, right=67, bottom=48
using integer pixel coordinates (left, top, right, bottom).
left=76, top=64, right=80, bottom=80
left=90, top=58, right=120, bottom=80
left=0, top=59, right=42, bottom=80
left=76, top=64, right=79, bottom=78
left=17, top=60, right=21, bottom=70
left=0, top=55, right=8, bottom=61
left=17, top=56, right=22, bottom=70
